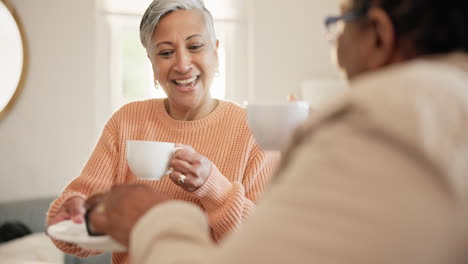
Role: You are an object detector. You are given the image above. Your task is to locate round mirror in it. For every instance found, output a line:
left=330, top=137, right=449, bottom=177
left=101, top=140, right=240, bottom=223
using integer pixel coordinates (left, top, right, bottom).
left=0, top=0, right=27, bottom=120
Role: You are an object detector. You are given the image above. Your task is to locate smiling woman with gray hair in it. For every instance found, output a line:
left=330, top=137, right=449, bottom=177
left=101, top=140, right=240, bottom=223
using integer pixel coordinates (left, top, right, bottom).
left=45, top=0, right=280, bottom=263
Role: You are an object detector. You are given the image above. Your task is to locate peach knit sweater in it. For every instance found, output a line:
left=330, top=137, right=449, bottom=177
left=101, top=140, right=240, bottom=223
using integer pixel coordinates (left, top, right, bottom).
left=46, top=99, right=280, bottom=264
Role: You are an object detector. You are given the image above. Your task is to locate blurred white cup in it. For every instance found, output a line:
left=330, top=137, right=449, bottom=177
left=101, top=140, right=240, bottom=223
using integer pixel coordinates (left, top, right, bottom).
left=126, top=140, right=183, bottom=180
left=247, top=101, right=310, bottom=151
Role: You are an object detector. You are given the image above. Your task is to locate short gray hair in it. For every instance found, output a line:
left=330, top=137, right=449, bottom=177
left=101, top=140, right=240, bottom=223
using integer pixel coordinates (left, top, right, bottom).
left=140, top=0, right=216, bottom=51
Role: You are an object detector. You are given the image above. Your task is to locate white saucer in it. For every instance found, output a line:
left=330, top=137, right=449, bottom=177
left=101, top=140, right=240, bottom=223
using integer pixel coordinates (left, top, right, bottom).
left=47, top=220, right=126, bottom=252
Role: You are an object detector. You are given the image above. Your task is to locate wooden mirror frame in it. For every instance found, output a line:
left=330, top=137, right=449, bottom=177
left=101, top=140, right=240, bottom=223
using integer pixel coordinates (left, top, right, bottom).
left=0, top=0, right=28, bottom=121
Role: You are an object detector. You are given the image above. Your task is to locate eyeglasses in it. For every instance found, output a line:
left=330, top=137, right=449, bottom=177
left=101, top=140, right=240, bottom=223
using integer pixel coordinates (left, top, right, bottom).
left=324, top=9, right=367, bottom=43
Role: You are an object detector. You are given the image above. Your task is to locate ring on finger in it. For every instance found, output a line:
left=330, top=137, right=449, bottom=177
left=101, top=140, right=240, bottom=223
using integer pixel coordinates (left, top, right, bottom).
left=178, top=174, right=186, bottom=185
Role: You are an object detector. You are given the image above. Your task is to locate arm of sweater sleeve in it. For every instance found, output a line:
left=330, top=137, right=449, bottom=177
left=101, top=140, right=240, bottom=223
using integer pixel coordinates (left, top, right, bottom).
left=131, top=114, right=460, bottom=264
left=191, top=147, right=280, bottom=241
left=131, top=202, right=217, bottom=264
left=46, top=121, right=120, bottom=257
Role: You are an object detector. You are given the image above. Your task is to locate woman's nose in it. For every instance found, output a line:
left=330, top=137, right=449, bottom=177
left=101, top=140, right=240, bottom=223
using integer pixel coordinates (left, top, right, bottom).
left=174, top=52, right=193, bottom=73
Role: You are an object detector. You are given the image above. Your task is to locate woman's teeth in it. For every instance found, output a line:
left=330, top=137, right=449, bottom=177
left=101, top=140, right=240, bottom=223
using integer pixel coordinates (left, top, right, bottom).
left=174, top=76, right=197, bottom=85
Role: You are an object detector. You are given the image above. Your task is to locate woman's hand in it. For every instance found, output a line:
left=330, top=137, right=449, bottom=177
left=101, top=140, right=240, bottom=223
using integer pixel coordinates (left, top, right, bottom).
left=85, top=184, right=169, bottom=247
left=49, top=196, right=86, bottom=225
left=168, top=144, right=212, bottom=192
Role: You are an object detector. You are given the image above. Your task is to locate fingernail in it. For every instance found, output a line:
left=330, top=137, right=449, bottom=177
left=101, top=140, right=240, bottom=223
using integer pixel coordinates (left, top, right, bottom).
left=73, top=216, right=83, bottom=223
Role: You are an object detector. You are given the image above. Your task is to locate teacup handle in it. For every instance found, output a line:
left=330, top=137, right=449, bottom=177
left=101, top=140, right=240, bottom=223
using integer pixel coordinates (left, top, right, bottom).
left=165, top=147, right=184, bottom=176
left=172, top=146, right=184, bottom=154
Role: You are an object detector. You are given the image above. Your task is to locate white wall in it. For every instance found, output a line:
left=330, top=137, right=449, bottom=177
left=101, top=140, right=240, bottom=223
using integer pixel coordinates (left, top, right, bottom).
left=0, top=0, right=98, bottom=201
left=249, top=0, right=341, bottom=103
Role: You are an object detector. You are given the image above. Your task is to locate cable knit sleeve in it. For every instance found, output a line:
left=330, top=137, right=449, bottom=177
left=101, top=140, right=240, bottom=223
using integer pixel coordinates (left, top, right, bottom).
left=46, top=120, right=120, bottom=257
left=191, top=146, right=280, bottom=241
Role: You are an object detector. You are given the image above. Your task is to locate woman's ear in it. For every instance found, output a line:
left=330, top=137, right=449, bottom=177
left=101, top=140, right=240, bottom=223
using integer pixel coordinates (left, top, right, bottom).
left=364, top=7, right=396, bottom=69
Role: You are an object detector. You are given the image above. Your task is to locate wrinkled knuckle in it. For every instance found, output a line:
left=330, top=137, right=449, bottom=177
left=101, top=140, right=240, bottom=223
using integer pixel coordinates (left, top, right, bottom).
left=185, top=181, right=195, bottom=190
left=194, top=168, right=203, bottom=177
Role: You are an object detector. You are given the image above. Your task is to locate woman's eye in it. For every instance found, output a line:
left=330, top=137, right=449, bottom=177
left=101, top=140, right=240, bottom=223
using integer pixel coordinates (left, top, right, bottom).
left=159, top=50, right=173, bottom=57
left=189, top=44, right=204, bottom=51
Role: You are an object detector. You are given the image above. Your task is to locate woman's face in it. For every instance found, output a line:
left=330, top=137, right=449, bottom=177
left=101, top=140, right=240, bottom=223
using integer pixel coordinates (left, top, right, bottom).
left=148, top=10, right=218, bottom=110
left=332, top=0, right=372, bottom=80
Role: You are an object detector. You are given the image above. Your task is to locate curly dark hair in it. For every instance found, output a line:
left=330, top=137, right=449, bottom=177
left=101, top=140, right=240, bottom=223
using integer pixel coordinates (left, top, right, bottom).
left=351, top=0, right=468, bottom=54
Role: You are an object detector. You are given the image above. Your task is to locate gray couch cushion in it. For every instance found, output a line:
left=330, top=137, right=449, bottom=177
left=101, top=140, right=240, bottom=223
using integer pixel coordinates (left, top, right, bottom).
left=0, top=197, right=55, bottom=233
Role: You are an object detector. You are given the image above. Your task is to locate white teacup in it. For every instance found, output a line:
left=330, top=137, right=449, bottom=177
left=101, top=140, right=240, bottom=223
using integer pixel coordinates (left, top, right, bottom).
left=247, top=101, right=310, bottom=151
left=126, top=140, right=183, bottom=180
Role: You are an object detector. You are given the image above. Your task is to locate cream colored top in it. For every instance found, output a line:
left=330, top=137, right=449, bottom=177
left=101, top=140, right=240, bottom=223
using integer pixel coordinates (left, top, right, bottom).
left=130, top=53, right=468, bottom=264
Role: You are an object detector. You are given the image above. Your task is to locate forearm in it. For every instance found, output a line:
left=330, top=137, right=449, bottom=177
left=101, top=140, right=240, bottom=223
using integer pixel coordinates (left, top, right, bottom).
left=192, top=166, right=256, bottom=240
left=131, top=202, right=216, bottom=264
left=191, top=150, right=279, bottom=240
